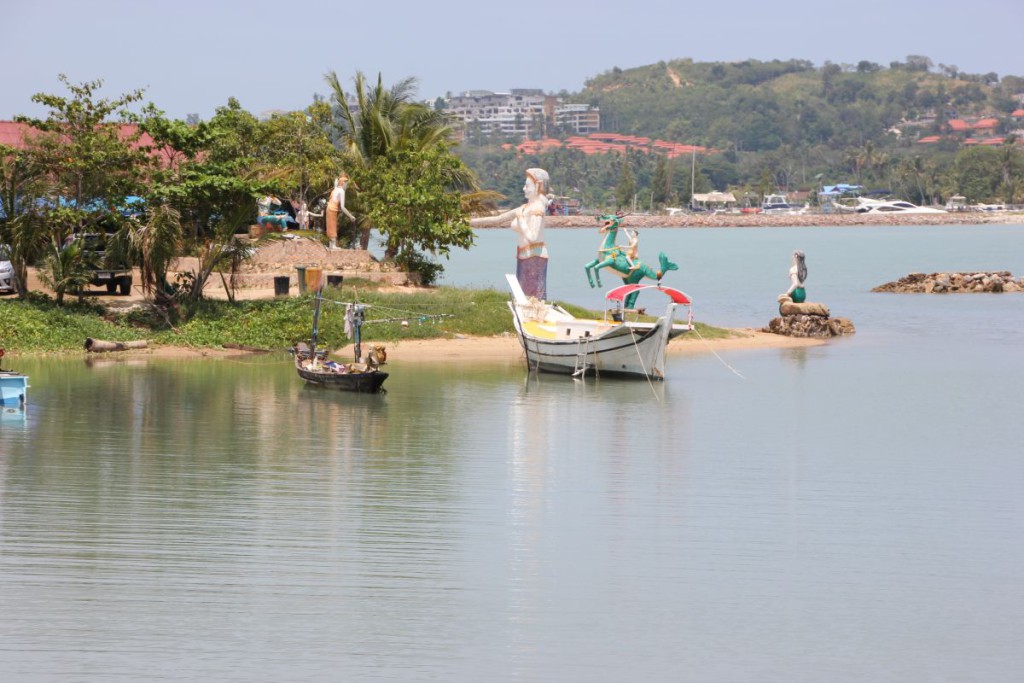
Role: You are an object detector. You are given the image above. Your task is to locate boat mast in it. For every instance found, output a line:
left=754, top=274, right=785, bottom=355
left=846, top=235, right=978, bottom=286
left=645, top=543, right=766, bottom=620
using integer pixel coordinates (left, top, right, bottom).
left=352, top=304, right=365, bottom=363
left=310, top=286, right=324, bottom=357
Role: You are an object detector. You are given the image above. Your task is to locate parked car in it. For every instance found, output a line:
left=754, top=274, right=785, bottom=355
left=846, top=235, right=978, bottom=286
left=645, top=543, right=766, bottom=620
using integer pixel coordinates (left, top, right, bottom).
left=63, top=233, right=133, bottom=295
left=0, top=244, right=15, bottom=294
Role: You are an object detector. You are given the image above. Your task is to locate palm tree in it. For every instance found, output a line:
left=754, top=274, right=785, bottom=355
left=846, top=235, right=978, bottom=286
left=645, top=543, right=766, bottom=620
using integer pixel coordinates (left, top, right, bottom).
left=324, top=71, right=480, bottom=249
left=127, top=203, right=183, bottom=304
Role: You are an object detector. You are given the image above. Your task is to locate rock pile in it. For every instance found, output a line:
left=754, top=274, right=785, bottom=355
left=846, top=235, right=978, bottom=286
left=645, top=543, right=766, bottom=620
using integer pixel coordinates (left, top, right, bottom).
left=763, top=296, right=855, bottom=338
left=872, top=271, right=1023, bottom=293
left=764, top=314, right=856, bottom=338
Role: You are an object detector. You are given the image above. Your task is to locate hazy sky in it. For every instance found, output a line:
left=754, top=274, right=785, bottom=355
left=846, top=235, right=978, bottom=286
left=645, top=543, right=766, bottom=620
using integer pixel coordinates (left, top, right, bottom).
left=4, top=0, right=1021, bottom=121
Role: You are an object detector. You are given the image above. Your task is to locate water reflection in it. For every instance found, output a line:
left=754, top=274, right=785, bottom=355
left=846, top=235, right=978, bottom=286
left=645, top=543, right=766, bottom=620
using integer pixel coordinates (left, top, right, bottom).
left=3, top=217, right=1024, bottom=681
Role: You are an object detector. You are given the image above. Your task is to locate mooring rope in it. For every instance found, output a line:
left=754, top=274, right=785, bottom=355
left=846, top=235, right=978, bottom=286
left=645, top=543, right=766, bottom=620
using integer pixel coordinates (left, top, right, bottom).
left=627, top=326, right=660, bottom=401
left=691, top=325, right=746, bottom=380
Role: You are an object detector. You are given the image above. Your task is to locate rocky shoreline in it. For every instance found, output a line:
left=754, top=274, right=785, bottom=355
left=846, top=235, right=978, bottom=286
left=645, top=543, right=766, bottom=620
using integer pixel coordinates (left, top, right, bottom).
left=534, top=211, right=1024, bottom=229
left=873, top=271, right=1024, bottom=293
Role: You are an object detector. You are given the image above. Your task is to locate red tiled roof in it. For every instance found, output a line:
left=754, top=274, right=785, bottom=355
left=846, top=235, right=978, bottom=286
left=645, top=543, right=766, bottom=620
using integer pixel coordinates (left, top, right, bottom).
left=0, top=120, right=173, bottom=166
left=972, top=118, right=999, bottom=129
left=980, top=137, right=1005, bottom=145
left=0, top=121, right=43, bottom=148
left=917, top=135, right=942, bottom=143
left=1012, top=109, right=1024, bottom=118
left=947, top=119, right=970, bottom=131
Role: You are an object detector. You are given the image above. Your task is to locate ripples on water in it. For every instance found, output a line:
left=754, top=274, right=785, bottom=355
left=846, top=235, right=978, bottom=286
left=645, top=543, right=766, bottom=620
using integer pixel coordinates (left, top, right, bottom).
left=2, top=225, right=1024, bottom=681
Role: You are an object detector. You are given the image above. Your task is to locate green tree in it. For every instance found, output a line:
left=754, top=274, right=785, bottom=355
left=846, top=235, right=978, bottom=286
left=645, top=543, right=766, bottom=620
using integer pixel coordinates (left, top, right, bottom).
left=615, top=159, right=636, bottom=209
left=140, top=100, right=270, bottom=240
left=128, top=203, right=183, bottom=302
left=0, top=143, right=50, bottom=297
left=9, top=76, right=149, bottom=302
left=360, top=146, right=474, bottom=282
left=16, top=75, right=148, bottom=213
left=652, top=155, right=669, bottom=205
left=325, top=71, right=482, bottom=259
left=256, top=103, right=338, bottom=208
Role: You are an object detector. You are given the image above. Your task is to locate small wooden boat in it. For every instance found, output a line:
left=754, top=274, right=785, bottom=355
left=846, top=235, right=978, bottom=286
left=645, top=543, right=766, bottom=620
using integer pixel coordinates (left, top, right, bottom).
left=506, top=274, right=693, bottom=380
left=292, top=289, right=388, bottom=393
left=0, top=349, right=29, bottom=406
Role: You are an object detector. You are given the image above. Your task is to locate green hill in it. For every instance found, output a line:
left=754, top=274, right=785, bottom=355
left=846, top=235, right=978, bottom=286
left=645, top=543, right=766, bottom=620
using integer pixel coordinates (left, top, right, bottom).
left=457, top=57, right=1024, bottom=208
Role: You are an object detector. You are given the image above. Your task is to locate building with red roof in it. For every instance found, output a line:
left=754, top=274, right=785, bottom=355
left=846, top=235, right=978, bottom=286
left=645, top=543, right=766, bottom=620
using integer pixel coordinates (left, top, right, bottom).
left=0, top=120, right=174, bottom=167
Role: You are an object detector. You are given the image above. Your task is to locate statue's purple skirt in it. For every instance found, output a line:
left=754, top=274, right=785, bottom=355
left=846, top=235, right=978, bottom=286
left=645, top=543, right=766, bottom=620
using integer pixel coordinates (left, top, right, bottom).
left=517, top=256, right=548, bottom=301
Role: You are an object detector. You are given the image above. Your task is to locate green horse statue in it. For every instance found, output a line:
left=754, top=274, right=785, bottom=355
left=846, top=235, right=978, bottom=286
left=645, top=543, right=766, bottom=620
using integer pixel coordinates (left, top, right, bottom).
left=584, top=212, right=678, bottom=308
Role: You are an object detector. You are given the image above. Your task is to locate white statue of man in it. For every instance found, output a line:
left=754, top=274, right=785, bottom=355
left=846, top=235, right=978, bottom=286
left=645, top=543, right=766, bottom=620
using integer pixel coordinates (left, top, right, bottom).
left=470, top=168, right=551, bottom=300
left=326, top=174, right=355, bottom=249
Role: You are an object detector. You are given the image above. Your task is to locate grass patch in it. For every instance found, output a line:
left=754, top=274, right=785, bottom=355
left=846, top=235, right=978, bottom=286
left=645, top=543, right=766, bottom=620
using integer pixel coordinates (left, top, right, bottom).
left=1, top=283, right=733, bottom=354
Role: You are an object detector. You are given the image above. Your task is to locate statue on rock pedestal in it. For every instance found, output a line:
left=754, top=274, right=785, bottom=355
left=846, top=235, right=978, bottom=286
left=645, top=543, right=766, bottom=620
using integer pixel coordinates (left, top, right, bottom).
left=768, top=249, right=855, bottom=337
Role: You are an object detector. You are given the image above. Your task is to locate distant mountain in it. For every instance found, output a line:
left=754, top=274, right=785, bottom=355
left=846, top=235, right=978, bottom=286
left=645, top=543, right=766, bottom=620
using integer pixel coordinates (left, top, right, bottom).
left=569, top=57, right=1023, bottom=151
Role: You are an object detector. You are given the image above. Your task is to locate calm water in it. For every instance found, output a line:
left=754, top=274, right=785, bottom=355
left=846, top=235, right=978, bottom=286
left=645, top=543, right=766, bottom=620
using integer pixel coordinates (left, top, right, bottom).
left=2, top=224, right=1023, bottom=682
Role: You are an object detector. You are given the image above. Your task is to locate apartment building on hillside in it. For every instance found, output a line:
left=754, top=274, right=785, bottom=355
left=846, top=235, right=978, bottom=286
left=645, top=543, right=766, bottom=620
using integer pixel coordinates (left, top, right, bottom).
left=446, top=89, right=600, bottom=139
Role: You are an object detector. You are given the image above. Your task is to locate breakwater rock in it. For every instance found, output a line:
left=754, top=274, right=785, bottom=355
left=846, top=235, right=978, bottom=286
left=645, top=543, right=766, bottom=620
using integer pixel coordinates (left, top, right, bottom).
left=872, top=271, right=1024, bottom=293
left=536, top=211, right=1024, bottom=229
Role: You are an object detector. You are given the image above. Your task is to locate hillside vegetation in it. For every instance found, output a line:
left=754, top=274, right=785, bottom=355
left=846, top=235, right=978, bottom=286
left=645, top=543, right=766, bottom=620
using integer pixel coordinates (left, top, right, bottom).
left=458, top=57, right=1024, bottom=210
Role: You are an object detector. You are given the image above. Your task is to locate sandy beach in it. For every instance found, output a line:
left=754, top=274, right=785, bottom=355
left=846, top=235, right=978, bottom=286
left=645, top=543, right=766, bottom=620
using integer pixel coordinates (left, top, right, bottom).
left=121, top=327, right=820, bottom=363
left=368, top=328, right=821, bottom=363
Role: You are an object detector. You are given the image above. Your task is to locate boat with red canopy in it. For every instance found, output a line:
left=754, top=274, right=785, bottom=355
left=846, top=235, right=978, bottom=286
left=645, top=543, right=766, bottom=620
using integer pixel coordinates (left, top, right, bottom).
left=506, top=275, right=694, bottom=379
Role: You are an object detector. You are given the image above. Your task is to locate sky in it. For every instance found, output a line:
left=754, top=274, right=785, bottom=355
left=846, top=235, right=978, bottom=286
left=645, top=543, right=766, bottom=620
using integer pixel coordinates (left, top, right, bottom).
left=3, top=0, right=1022, bottom=122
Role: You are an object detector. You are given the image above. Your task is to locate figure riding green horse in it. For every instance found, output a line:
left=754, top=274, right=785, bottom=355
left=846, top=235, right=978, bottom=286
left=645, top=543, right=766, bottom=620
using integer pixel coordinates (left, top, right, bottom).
left=583, top=212, right=678, bottom=308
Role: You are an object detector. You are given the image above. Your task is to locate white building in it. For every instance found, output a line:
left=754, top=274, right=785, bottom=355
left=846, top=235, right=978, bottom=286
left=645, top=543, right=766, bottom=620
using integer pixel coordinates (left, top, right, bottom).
left=446, top=89, right=599, bottom=139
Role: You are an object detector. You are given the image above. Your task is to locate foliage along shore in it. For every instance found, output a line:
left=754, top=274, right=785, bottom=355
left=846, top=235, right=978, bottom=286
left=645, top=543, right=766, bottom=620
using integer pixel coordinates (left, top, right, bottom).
left=0, top=281, right=731, bottom=356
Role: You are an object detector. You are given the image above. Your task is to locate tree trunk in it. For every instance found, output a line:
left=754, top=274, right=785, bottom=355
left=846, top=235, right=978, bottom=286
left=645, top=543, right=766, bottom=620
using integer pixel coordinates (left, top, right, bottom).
left=84, top=338, right=149, bottom=353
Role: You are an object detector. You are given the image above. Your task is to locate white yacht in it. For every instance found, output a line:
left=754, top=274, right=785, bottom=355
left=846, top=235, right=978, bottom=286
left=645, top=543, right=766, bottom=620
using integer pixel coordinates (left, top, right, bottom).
left=761, top=193, right=807, bottom=214
left=854, top=198, right=947, bottom=215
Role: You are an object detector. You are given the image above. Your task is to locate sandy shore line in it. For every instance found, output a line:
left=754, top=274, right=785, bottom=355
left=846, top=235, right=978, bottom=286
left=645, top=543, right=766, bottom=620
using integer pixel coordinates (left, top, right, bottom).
left=376, top=328, right=821, bottom=363
left=119, top=328, right=820, bottom=362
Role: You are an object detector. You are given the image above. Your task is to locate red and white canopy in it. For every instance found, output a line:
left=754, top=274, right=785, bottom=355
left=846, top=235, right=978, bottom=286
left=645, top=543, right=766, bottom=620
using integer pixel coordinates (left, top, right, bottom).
left=605, top=284, right=691, bottom=305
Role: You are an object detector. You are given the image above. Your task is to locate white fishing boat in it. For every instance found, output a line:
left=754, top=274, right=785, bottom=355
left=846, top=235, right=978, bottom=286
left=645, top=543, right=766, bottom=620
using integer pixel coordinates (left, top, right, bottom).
left=506, top=274, right=693, bottom=379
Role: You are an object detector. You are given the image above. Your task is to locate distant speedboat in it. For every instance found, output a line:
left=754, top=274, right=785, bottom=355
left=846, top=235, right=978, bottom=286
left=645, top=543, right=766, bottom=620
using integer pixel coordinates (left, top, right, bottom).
left=855, top=198, right=947, bottom=215
left=760, top=193, right=806, bottom=214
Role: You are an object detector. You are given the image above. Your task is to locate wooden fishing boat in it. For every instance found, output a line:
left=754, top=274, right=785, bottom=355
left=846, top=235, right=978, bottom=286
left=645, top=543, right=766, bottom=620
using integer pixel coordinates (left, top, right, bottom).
left=506, top=274, right=693, bottom=379
left=292, top=290, right=388, bottom=393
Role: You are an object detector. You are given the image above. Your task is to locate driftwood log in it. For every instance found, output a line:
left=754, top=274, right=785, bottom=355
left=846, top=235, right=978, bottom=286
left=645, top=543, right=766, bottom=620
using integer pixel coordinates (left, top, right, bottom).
left=84, top=338, right=149, bottom=353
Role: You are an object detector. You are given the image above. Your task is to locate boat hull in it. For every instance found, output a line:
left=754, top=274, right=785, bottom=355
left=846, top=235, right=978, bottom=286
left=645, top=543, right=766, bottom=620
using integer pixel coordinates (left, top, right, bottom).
left=509, top=303, right=687, bottom=379
left=295, top=363, right=388, bottom=393
left=0, top=372, right=29, bottom=406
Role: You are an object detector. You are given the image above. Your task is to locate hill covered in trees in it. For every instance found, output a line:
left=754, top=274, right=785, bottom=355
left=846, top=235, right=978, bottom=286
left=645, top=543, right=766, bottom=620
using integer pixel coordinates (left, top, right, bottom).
left=457, top=56, right=1024, bottom=210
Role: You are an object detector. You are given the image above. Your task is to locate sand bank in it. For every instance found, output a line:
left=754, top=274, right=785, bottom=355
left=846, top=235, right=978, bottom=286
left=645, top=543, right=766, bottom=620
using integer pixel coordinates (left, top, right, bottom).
left=100, top=328, right=820, bottom=363
left=335, top=328, right=821, bottom=364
